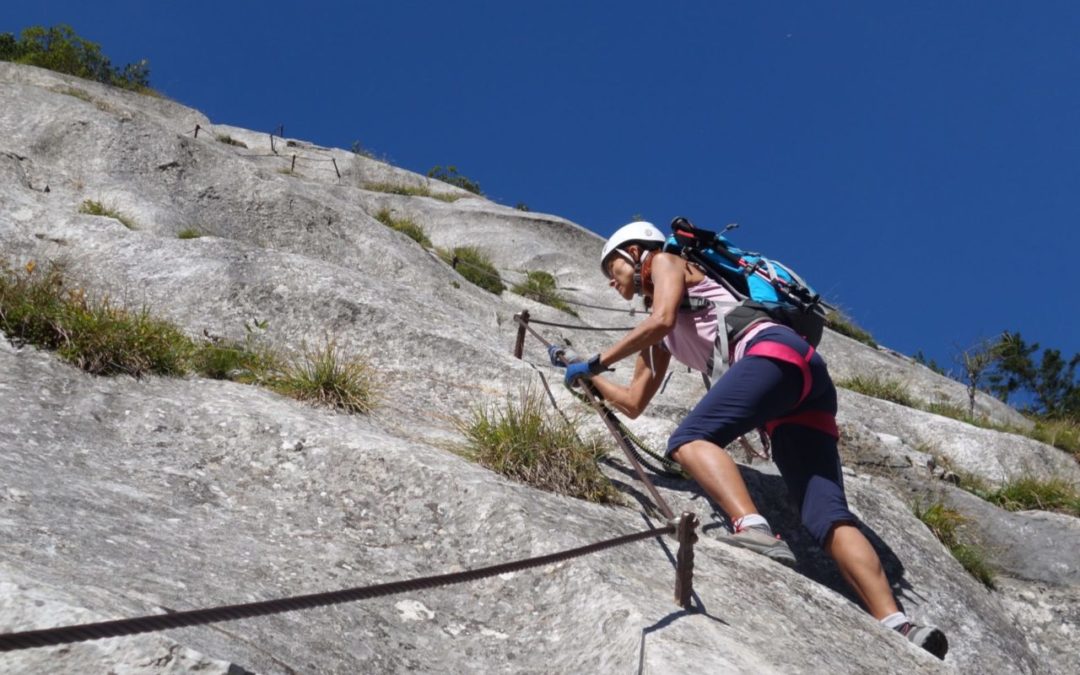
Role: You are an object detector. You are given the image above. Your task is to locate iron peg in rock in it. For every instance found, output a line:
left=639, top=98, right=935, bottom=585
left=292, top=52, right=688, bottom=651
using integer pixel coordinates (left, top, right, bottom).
left=513, top=310, right=530, bottom=359
left=674, top=511, right=699, bottom=609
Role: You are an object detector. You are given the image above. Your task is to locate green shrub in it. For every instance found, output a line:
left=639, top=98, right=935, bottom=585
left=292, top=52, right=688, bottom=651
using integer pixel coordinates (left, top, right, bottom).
left=512, top=270, right=578, bottom=316
left=454, top=386, right=620, bottom=503
left=826, top=310, right=877, bottom=348
left=215, top=134, right=247, bottom=148
left=1, top=25, right=151, bottom=92
left=79, top=199, right=136, bottom=229
left=439, top=246, right=505, bottom=295
left=0, top=261, right=190, bottom=377
left=514, top=203, right=530, bottom=212
left=912, top=499, right=996, bottom=589
left=373, top=209, right=431, bottom=247
left=269, top=339, right=378, bottom=414
left=979, top=477, right=1080, bottom=517
left=177, top=228, right=202, bottom=240
left=836, top=375, right=915, bottom=407
left=363, top=182, right=461, bottom=202
left=0, top=33, right=16, bottom=61
left=427, top=165, right=482, bottom=195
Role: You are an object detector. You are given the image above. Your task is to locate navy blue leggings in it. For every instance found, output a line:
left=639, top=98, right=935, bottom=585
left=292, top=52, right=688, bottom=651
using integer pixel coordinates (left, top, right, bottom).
left=667, top=327, right=856, bottom=544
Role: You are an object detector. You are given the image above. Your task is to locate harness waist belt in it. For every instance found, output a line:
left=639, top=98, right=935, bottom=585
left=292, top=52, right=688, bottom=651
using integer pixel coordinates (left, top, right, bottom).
left=764, top=409, right=840, bottom=439
left=745, top=341, right=815, bottom=407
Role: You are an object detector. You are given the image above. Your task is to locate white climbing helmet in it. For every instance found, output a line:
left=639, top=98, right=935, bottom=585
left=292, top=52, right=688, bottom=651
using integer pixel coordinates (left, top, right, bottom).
left=600, top=221, right=666, bottom=278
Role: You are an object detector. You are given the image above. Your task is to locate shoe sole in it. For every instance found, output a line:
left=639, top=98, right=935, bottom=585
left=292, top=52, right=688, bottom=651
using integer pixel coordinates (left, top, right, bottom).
left=919, top=628, right=949, bottom=660
left=719, top=534, right=798, bottom=568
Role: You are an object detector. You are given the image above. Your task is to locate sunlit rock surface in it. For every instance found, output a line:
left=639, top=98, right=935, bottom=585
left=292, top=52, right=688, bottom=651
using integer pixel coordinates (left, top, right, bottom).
left=1, top=62, right=1075, bottom=673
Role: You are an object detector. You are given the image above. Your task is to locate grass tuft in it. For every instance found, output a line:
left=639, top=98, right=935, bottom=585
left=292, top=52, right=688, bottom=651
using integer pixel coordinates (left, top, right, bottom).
left=1029, top=418, right=1080, bottom=458
left=454, top=386, right=621, bottom=503
left=53, top=85, right=94, bottom=103
left=192, top=336, right=280, bottom=384
left=363, top=182, right=461, bottom=202
left=439, top=246, right=505, bottom=295
left=977, top=476, right=1080, bottom=517
left=949, top=543, right=998, bottom=589
left=934, top=452, right=1080, bottom=517
left=836, top=375, right=915, bottom=407
left=912, top=499, right=996, bottom=589
left=0, top=263, right=376, bottom=415
left=922, top=401, right=1002, bottom=430
left=177, top=228, right=202, bottom=240
left=214, top=133, right=247, bottom=148
left=0, top=261, right=189, bottom=376
left=826, top=310, right=877, bottom=348
left=839, top=375, right=1079, bottom=463
left=923, top=401, right=969, bottom=421
left=79, top=199, right=137, bottom=229
left=269, top=339, right=378, bottom=414
left=511, top=270, right=578, bottom=317
left=921, top=403, right=1078, bottom=458
left=373, top=209, right=431, bottom=247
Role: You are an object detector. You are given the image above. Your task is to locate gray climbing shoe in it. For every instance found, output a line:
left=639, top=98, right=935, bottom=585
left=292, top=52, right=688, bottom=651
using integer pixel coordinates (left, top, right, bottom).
left=719, top=527, right=797, bottom=567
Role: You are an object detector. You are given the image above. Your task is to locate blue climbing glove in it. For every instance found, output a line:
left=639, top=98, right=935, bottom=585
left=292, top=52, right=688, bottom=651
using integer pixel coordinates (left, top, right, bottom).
left=564, top=354, right=608, bottom=388
left=564, top=360, right=591, bottom=387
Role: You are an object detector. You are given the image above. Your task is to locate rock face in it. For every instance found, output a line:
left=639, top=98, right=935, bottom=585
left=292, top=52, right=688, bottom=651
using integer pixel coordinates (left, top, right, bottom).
left=1, top=61, right=1077, bottom=673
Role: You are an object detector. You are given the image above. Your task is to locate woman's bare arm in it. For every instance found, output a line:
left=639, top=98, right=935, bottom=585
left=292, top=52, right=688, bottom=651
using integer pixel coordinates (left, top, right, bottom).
left=588, top=344, right=672, bottom=418
left=598, top=253, right=686, bottom=367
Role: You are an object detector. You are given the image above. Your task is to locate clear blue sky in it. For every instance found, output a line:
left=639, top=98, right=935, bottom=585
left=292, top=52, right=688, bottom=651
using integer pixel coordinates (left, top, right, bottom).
left=5, top=2, right=1079, bottom=373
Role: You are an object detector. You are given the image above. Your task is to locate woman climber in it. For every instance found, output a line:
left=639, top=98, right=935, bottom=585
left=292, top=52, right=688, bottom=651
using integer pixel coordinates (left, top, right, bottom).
left=550, top=220, right=948, bottom=660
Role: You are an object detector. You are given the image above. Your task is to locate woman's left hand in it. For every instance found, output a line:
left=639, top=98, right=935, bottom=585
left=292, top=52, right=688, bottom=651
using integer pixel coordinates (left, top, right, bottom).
left=564, top=360, right=592, bottom=387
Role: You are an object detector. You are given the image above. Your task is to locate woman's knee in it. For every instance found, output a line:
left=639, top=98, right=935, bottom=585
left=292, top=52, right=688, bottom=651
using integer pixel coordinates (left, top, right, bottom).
left=669, top=439, right=710, bottom=465
left=803, top=506, right=858, bottom=546
left=822, top=519, right=861, bottom=547
left=670, top=439, right=743, bottom=475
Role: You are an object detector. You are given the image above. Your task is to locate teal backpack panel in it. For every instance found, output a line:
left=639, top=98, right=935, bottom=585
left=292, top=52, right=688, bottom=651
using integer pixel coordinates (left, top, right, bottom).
left=662, top=217, right=826, bottom=346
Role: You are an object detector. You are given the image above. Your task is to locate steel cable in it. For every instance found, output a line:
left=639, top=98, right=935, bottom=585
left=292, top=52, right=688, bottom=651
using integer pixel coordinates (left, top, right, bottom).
left=523, top=317, right=636, bottom=332
left=0, top=524, right=673, bottom=652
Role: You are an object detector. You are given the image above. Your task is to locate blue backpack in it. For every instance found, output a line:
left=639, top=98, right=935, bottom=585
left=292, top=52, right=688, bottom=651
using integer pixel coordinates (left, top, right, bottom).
left=662, top=217, right=828, bottom=347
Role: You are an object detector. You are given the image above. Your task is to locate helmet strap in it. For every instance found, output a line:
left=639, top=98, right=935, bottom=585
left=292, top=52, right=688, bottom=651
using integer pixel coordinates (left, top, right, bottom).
left=633, top=250, right=652, bottom=296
